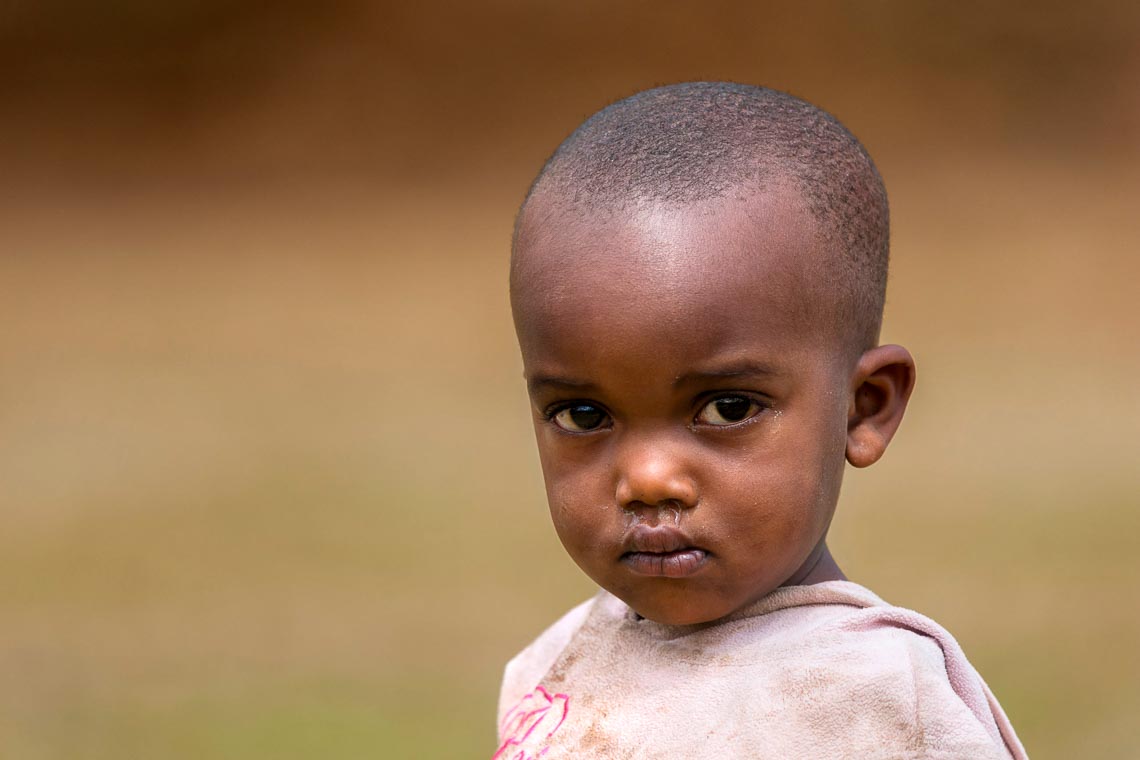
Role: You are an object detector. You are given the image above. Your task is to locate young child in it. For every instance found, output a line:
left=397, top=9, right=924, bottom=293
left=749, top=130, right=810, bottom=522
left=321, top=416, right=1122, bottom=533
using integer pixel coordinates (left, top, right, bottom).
left=496, top=82, right=1027, bottom=759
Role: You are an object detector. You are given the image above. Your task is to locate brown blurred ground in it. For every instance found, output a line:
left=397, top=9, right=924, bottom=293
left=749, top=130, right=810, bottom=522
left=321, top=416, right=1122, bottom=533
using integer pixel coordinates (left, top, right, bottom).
left=1, top=2, right=1138, bottom=758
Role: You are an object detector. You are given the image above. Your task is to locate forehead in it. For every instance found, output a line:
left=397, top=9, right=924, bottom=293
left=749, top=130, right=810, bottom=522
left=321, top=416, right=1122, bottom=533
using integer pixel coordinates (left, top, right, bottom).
left=512, top=188, right=838, bottom=368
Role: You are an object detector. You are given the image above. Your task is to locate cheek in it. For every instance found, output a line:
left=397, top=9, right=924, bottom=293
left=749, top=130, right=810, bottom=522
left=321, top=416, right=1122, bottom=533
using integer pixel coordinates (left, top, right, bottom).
left=534, top=435, right=606, bottom=528
left=712, top=427, right=844, bottom=537
left=545, top=478, right=584, bottom=522
left=542, top=466, right=613, bottom=565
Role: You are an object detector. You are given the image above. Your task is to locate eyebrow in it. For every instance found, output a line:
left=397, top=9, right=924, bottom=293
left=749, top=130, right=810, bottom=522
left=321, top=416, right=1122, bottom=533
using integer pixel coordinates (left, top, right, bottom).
left=525, top=374, right=599, bottom=395
left=672, top=360, right=783, bottom=388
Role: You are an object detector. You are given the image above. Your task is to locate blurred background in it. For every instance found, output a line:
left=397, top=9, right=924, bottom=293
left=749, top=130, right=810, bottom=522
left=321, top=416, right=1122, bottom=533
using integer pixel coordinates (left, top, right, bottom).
left=1, top=2, right=1138, bottom=757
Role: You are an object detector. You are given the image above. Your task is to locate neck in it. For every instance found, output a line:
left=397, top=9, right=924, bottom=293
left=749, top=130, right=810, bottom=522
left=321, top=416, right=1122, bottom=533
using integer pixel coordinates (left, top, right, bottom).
left=782, top=541, right=846, bottom=587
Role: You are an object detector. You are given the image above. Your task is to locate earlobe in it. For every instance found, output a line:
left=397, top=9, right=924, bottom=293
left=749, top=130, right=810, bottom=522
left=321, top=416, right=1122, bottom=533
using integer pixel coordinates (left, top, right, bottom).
left=845, top=344, right=916, bottom=468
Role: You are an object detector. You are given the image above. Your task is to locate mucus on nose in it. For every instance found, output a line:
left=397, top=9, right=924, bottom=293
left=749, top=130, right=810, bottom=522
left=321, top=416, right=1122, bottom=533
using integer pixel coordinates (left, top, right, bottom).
left=622, top=501, right=684, bottom=527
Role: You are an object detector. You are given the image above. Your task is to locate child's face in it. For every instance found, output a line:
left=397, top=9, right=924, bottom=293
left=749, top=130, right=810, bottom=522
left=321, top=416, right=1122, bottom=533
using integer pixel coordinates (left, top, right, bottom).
left=513, top=189, right=856, bottom=626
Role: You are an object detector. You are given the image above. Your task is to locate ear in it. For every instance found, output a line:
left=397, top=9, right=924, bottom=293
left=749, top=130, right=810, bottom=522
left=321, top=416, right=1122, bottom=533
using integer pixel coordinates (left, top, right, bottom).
left=846, top=344, right=916, bottom=468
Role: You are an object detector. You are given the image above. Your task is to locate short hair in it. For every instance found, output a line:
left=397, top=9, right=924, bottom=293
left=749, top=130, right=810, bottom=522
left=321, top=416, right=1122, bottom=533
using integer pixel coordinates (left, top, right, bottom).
left=515, top=81, right=890, bottom=351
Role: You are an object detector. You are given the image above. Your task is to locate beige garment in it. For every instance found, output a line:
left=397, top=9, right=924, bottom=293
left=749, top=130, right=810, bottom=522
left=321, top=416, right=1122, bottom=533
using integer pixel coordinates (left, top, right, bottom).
left=495, top=581, right=1027, bottom=759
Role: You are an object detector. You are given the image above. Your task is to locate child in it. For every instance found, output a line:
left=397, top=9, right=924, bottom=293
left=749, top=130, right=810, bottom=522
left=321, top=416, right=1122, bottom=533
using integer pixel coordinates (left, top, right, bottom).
left=496, top=82, right=1027, bottom=759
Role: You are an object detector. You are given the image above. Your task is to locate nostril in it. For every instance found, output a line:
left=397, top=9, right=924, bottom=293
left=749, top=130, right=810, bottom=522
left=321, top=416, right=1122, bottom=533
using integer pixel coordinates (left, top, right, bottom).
left=658, top=501, right=683, bottom=526
left=620, top=499, right=689, bottom=527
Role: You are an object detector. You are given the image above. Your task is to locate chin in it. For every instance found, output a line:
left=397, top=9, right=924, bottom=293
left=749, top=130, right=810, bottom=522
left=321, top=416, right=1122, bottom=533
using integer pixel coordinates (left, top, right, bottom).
left=649, top=611, right=711, bottom=626
left=631, top=596, right=727, bottom=627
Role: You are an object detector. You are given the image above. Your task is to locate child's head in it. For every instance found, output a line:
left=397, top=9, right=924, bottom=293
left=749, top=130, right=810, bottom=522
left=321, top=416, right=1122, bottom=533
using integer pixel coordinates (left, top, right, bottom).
left=510, top=82, right=915, bottom=626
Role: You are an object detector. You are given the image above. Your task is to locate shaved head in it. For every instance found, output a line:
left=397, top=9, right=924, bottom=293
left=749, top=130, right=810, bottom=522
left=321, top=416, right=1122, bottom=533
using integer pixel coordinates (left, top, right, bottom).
left=513, top=82, right=890, bottom=352
left=506, top=82, right=920, bottom=631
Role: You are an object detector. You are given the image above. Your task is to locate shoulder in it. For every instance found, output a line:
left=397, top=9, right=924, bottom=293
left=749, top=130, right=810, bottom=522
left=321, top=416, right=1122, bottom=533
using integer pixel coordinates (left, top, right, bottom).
left=789, top=589, right=1024, bottom=759
left=497, top=594, right=598, bottom=727
left=713, top=582, right=1023, bottom=758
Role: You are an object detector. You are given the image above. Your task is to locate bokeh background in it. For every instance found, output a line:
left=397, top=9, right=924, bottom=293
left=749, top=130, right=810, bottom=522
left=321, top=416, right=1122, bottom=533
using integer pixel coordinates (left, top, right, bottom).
left=2, top=2, right=1138, bottom=757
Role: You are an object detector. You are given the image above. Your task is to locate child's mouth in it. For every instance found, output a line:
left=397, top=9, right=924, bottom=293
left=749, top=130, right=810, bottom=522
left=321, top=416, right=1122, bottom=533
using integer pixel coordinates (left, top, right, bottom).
left=621, top=524, right=709, bottom=578
left=621, top=548, right=709, bottom=578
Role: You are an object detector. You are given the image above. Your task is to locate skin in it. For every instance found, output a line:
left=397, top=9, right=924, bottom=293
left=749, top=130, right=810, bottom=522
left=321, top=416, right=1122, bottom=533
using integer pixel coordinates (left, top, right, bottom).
left=511, top=185, right=915, bottom=626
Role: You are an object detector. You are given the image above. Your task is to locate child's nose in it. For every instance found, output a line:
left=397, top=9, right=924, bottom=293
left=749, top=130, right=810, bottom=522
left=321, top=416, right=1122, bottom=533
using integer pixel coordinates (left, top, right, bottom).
left=613, top=433, right=698, bottom=512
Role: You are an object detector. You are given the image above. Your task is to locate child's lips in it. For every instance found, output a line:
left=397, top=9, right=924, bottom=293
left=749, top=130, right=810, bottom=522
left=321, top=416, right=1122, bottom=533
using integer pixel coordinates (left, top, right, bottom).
left=621, top=549, right=709, bottom=578
left=620, top=524, right=709, bottom=578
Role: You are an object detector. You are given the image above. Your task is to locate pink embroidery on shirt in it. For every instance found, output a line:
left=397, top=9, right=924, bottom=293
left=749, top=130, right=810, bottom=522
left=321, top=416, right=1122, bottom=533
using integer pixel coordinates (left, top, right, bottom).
left=492, top=685, right=569, bottom=760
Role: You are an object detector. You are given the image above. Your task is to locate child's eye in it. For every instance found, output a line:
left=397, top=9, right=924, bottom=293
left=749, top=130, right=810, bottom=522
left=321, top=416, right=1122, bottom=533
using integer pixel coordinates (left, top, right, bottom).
left=695, top=395, right=763, bottom=426
left=550, top=404, right=609, bottom=432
